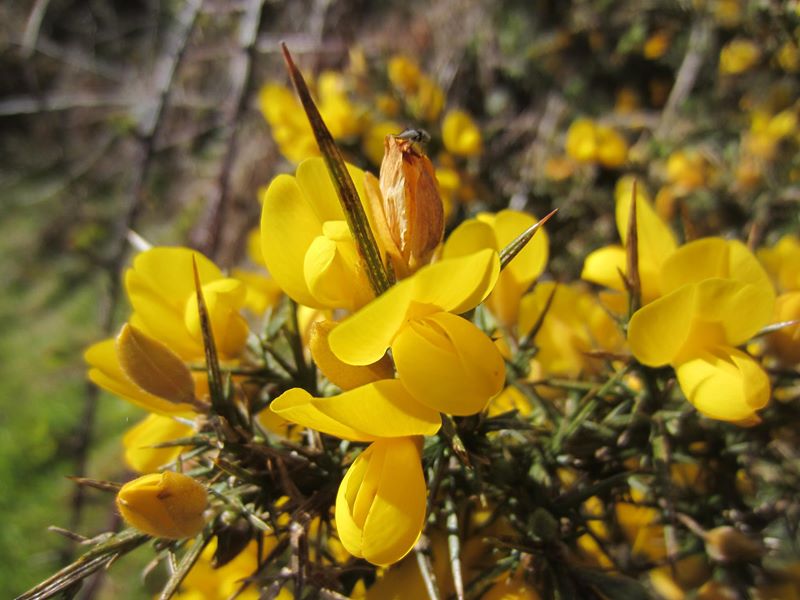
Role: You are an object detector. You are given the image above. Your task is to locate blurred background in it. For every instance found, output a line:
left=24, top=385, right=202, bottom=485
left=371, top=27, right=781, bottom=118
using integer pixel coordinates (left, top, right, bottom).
left=2, top=0, right=798, bottom=596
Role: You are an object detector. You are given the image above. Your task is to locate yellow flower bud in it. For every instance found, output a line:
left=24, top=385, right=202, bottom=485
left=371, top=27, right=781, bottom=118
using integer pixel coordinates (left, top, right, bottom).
left=116, top=471, right=208, bottom=539
left=442, top=109, right=482, bottom=157
left=367, top=135, right=444, bottom=276
left=719, top=39, right=761, bottom=75
left=335, top=437, right=426, bottom=565
left=115, top=323, right=196, bottom=406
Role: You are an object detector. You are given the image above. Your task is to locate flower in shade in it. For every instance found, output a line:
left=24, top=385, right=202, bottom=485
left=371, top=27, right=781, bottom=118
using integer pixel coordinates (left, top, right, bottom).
left=122, top=413, right=193, bottom=474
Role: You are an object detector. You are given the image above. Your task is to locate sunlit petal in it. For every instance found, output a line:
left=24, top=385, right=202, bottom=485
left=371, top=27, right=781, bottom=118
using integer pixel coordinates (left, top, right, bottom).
left=392, top=312, right=505, bottom=415
left=312, top=380, right=441, bottom=438
left=675, top=347, right=770, bottom=422
left=336, top=438, right=426, bottom=565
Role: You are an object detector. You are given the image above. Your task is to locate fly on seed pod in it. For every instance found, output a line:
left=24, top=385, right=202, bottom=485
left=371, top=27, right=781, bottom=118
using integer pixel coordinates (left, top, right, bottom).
left=363, top=128, right=444, bottom=279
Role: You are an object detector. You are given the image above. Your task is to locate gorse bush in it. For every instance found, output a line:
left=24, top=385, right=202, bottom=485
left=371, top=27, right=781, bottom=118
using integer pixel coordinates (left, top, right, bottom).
left=21, top=25, right=800, bottom=600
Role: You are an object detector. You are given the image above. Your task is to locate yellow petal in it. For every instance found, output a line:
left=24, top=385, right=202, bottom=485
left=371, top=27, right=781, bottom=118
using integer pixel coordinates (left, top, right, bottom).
left=675, top=347, right=770, bottom=422
left=336, top=437, right=426, bottom=565
left=691, top=278, right=774, bottom=347
left=85, top=339, right=194, bottom=415
left=392, top=312, right=505, bottom=415
left=615, top=184, right=677, bottom=298
left=269, top=388, right=374, bottom=441
left=260, top=173, right=325, bottom=308
left=117, top=471, right=207, bottom=539
left=581, top=245, right=627, bottom=292
left=309, top=320, right=395, bottom=390
left=491, top=210, right=549, bottom=286
left=442, top=109, right=482, bottom=157
left=445, top=211, right=548, bottom=327
left=328, top=249, right=499, bottom=366
left=123, top=414, right=193, bottom=474
left=442, top=219, right=496, bottom=258
left=661, top=238, right=774, bottom=297
left=767, top=291, right=800, bottom=365
left=311, top=380, right=441, bottom=438
left=303, top=226, right=373, bottom=311
left=116, top=324, right=196, bottom=405
left=125, top=249, right=224, bottom=360
left=628, top=284, right=696, bottom=366
left=126, top=247, right=222, bottom=314
left=183, top=278, right=249, bottom=359
left=630, top=278, right=773, bottom=366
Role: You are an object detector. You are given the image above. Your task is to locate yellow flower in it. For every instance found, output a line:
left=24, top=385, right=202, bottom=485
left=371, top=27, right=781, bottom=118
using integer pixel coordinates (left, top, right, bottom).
left=260, top=158, right=377, bottom=311
left=442, top=109, right=482, bottom=157
left=176, top=537, right=287, bottom=600
left=364, top=120, right=404, bottom=166
left=443, top=210, right=549, bottom=329
left=758, top=234, right=800, bottom=291
left=666, top=149, right=709, bottom=193
left=565, top=118, right=628, bottom=168
left=86, top=247, right=247, bottom=413
left=616, top=496, right=667, bottom=562
left=116, top=471, right=207, bottom=539
left=518, top=282, right=625, bottom=379
left=85, top=339, right=196, bottom=415
left=122, top=413, right=193, bottom=474
left=259, top=83, right=317, bottom=163
left=628, top=238, right=775, bottom=422
left=649, top=554, right=710, bottom=600
left=766, top=291, right=800, bottom=366
left=387, top=55, right=444, bottom=121
left=336, top=436, right=427, bottom=565
left=719, top=39, right=761, bottom=75
left=643, top=30, right=671, bottom=60
left=582, top=177, right=677, bottom=305
left=481, top=574, right=542, bottom=600
left=124, top=247, right=249, bottom=361
left=328, top=249, right=504, bottom=416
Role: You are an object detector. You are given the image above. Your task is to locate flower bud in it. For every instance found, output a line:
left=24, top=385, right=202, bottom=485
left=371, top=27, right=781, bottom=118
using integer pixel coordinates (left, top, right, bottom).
left=369, top=135, right=444, bottom=277
left=116, top=323, right=196, bottom=406
left=335, top=437, right=426, bottom=565
left=704, top=526, right=765, bottom=563
left=116, top=471, right=207, bottom=539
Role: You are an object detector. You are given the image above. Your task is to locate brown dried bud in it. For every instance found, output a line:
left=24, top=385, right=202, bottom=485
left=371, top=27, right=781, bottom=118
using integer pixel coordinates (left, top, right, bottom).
left=368, top=135, right=444, bottom=277
left=704, top=526, right=765, bottom=563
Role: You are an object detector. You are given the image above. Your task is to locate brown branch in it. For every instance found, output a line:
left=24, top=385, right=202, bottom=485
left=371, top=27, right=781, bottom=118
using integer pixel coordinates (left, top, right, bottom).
left=192, top=0, right=266, bottom=261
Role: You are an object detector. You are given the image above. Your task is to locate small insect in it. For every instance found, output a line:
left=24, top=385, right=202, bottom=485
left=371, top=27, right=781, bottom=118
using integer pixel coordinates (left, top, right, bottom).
left=394, top=128, right=431, bottom=145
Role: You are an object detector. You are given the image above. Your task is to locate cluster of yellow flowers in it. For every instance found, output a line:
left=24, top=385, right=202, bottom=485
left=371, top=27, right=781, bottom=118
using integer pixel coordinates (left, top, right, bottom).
left=25, top=39, right=799, bottom=599
left=259, top=53, right=482, bottom=216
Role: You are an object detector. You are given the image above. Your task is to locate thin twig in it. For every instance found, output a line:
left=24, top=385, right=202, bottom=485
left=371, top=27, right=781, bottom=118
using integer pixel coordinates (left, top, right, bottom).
left=654, top=19, right=711, bottom=141
left=193, top=0, right=266, bottom=260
